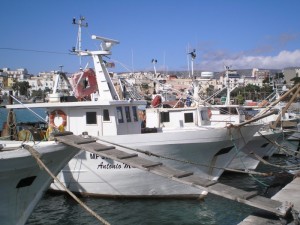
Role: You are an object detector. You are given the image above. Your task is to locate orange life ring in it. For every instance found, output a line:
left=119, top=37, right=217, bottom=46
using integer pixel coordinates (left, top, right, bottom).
left=49, top=110, right=67, bottom=127
left=151, top=95, right=162, bottom=108
left=71, top=68, right=98, bottom=99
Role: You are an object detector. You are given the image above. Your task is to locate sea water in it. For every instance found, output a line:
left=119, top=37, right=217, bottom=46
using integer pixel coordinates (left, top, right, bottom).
left=0, top=108, right=46, bottom=129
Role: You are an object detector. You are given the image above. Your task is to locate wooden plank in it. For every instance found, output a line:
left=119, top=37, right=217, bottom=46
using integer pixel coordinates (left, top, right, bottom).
left=237, top=196, right=286, bottom=216
left=74, top=139, right=97, bottom=145
left=142, top=162, right=163, bottom=168
left=207, top=183, right=258, bottom=200
left=93, top=146, right=116, bottom=151
left=54, top=134, right=290, bottom=217
left=173, top=172, right=194, bottom=178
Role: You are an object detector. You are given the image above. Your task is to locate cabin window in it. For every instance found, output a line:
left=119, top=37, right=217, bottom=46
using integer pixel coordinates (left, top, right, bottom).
left=116, top=107, right=124, bottom=123
left=160, top=112, right=170, bottom=123
left=132, top=106, right=138, bottom=122
left=184, top=113, right=194, bottom=123
left=86, top=112, right=97, bottom=124
left=125, top=106, right=131, bottom=122
left=103, top=109, right=110, bottom=121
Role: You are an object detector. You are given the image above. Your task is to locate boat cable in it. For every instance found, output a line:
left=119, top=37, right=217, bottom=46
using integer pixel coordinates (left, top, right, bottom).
left=7, top=93, right=47, bottom=123
left=0, top=47, right=70, bottom=55
left=24, top=144, right=111, bottom=225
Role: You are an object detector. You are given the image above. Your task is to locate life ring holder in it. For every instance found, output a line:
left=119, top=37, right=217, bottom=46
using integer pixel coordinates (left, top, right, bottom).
left=49, top=110, right=67, bottom=128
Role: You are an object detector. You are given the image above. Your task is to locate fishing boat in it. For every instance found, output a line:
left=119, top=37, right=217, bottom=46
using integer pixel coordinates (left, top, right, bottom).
left=0, top=119, right=80, bottom=225
left=5, top=32, right=262, bottom=198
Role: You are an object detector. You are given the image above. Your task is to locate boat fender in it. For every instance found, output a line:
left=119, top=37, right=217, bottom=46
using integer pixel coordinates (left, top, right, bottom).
left=49, top=110, right=67, bottom=128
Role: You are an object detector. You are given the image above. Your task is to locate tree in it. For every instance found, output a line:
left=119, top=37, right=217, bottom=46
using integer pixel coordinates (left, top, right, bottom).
left=12, top=81, right=31, bottom=96
left=235, top=94, right=244, bottom=105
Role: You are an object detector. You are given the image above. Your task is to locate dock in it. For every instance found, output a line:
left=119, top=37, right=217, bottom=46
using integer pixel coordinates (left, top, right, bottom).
left=54, top=132, right=296, bottom=221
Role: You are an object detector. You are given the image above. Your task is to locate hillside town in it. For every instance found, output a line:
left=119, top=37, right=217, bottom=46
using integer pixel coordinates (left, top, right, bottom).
left=0, top=66, right=299, bottom=105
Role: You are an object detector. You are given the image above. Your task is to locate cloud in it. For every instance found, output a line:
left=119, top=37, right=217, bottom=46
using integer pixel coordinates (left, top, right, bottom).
left=196, top=49, right=300, bottom=71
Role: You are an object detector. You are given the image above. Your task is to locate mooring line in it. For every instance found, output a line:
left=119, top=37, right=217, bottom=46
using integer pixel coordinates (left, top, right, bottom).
left=24, top=144, right=110, bottom=225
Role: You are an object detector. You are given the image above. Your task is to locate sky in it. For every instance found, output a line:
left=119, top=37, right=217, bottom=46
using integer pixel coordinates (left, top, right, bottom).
left=1, top=0, right=300, bottom=75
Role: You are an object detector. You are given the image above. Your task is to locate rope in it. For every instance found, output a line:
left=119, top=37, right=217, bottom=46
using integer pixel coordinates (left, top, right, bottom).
left=24, top=144, right=110, bottom=225
left=7, top=94, right=47, bottom=123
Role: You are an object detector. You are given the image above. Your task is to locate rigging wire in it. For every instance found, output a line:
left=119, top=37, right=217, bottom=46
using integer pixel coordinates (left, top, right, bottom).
left=0, top=47, right=71, bottom=55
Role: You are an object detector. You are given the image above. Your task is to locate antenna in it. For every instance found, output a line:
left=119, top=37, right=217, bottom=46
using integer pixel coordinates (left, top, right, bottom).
left=72, top=16, right=88, bottom=69
left=224, top=65, right=231, bottom=105
left=151, top=59, right=158, bottom=76
left=188, top=49, right=196, bottom=78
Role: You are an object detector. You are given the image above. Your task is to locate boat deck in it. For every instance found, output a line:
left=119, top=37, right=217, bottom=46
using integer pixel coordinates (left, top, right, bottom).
left=54, top=132, right=293, bottom=220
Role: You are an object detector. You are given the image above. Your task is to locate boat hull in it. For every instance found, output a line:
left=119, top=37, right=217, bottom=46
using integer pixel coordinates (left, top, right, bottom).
left=0, top=141, right=79, bottom=225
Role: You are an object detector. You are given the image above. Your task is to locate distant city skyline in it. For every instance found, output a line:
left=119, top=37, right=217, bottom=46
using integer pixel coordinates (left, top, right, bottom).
left=1, top=0, right=300, bottom=75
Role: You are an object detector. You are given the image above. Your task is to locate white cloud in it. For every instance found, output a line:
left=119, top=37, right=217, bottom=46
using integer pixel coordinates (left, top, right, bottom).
left=196, top=49, right=300, bottom=71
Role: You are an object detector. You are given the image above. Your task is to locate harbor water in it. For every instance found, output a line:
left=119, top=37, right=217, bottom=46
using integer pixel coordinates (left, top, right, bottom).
left=0, top=108, right=295, bottom=225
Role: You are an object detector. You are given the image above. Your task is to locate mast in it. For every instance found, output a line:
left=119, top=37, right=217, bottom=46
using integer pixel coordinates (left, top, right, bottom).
left=224, top=65, right=231, bottom=105
left=188, top=49, right=196, bottom=79
left=151, top=59, right=157, bottom=76
left=72, top=16, right=88, bottom=69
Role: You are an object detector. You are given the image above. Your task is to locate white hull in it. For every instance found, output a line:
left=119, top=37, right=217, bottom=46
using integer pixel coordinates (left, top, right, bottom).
left=51, top=124, right=260, bottom=197
left=228, top=130, right=282, bottom=170
left=0, top=141, right=79, bottom=225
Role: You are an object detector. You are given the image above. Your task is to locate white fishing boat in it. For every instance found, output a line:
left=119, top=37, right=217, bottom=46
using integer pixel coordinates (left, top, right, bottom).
left=5, top=32, right=262, bottom=198
left=0, top=127, right=79, bottom=225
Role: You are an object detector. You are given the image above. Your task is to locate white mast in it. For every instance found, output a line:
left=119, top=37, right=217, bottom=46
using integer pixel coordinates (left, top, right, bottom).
left=152, top=59, right=157, bottom=76
left=224, top=65, right=231, bottom=105
left=72, top=16, right=88, bottom=69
